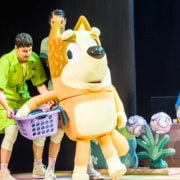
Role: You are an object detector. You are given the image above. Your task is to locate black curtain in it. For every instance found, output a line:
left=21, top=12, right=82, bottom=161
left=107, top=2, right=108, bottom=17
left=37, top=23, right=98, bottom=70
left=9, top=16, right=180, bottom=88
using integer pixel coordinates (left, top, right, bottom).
left=134, top=0, right=180, bottom=120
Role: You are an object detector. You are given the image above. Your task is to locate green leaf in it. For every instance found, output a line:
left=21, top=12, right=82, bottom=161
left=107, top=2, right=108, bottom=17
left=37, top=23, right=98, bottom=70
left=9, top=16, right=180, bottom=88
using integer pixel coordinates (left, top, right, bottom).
left=138, top=151, right=150, bottom=159
left=144, top=124, right=155, bottom=145
left=157, top=134, right=169, bottom=151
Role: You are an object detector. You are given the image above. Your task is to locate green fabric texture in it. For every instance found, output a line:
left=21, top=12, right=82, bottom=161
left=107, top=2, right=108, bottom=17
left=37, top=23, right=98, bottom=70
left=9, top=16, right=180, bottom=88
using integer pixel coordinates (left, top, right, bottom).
left=0, top=49, right=47, bottom=132
left=40, top=37, right=48, bottom=59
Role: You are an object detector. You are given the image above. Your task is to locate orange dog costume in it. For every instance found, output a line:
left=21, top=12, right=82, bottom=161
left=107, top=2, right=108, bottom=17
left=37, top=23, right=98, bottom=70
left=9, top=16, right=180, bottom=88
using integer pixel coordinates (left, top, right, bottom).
left=17, top=16, right=129, bottom=180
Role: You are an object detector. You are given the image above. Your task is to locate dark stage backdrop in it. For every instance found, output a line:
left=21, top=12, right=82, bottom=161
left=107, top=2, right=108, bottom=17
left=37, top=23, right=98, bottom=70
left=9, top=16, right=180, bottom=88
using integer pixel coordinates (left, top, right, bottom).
left=0, top=0, right=136, bottom=173
left=134, top=0, right=180, bottom=120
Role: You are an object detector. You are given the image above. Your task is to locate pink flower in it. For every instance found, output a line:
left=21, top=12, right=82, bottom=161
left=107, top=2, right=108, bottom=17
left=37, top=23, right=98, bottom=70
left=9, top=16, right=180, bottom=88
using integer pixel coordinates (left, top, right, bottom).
left=150, top=112, right=172, bottom=134
left=126, top=115, right=147, bottom=137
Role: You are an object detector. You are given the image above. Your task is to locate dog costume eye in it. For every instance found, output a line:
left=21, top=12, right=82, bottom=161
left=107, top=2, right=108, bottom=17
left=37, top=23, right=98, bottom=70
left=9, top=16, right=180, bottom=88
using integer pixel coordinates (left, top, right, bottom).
left=66, top=43, right=81, bottom=63
left=67, top=50, right=73, bottom=59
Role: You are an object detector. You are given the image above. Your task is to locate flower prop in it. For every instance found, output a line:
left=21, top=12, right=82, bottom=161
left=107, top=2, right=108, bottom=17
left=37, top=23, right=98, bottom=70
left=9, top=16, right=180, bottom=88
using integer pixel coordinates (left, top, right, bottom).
left=150, top=112, right=172, bottom=134
left=126, top=112, right=176, bottom=168
left=126, top=115, right=146, bottom=137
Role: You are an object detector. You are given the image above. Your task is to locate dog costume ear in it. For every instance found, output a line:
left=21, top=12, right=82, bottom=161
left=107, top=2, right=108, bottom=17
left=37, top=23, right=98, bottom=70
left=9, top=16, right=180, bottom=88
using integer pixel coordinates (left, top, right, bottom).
left=48, top=20, right=68, bottom=78
left=73, top=15, right=92, bottom=31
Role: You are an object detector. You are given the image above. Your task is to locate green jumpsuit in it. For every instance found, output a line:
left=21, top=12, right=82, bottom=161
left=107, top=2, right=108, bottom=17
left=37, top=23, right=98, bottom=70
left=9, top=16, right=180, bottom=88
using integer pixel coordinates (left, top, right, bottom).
left=0, top=49, right=47, bottom=133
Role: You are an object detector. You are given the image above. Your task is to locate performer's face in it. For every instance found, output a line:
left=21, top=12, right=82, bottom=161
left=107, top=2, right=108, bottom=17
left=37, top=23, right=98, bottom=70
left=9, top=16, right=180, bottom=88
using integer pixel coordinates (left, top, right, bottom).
left=50, top=15, right=66, bottom=33
left=15, top=46, right=32, bottom=63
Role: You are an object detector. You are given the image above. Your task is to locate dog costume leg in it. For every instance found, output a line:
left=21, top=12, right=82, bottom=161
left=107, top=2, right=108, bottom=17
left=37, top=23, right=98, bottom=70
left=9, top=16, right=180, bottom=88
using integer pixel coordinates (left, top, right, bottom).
left=72, top=140, right=90, bottom=180
left=98, top=135, right=126, bottom=178
left=110, top=129, right=129, bottom=156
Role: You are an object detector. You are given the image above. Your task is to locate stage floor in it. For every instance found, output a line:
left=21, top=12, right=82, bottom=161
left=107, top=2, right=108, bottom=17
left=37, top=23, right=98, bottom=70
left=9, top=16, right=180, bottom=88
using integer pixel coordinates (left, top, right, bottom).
left=12, top=167, right=180, bottom=180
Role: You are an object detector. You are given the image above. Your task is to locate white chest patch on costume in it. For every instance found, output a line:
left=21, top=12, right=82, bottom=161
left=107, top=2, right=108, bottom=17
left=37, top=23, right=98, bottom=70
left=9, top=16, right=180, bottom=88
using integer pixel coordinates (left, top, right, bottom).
left=74, top=99, right=117, bottom=135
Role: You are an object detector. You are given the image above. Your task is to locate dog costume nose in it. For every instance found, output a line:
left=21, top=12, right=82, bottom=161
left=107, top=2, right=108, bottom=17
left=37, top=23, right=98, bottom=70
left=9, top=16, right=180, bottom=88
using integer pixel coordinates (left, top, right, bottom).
left=87, top=46, right=105, bottom=59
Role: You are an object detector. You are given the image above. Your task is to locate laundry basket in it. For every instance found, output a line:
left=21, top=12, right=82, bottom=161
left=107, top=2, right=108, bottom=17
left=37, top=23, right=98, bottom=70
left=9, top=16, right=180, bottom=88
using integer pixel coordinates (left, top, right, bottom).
left=13, top=106, right=62, bottom=140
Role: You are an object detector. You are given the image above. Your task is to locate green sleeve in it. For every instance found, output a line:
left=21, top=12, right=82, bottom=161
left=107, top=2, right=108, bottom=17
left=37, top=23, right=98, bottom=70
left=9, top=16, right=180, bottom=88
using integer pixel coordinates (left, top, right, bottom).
left=30, top=53, right=47, bottom=86
left=0, top=56, right=9, bottom=89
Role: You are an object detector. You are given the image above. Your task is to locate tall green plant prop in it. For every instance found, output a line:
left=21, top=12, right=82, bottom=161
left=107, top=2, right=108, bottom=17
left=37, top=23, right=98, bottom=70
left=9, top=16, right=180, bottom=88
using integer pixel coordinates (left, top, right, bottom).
left=126, top=112, right=176, bottom=168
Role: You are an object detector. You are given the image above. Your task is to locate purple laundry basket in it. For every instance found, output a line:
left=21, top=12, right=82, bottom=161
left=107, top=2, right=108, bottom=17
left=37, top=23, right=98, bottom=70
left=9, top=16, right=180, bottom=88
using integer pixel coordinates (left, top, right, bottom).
left=13, top=107, right=60, bottom=140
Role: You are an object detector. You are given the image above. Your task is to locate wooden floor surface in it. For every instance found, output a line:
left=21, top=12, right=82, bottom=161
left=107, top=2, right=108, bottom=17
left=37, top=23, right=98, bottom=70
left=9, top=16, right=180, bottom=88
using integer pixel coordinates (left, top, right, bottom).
left=12, top=175, right=180, bottom=180
left=12, top=167, right=180, bottom=180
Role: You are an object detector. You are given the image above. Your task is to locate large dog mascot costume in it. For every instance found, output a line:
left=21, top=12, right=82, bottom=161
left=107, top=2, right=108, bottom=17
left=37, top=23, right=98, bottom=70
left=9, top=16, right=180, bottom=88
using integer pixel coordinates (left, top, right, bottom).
left=17, top=16, right=129, bottom=180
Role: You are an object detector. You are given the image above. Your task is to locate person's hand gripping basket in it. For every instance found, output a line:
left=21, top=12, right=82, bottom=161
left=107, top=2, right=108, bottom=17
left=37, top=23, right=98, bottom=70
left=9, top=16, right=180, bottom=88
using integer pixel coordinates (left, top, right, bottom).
left=13, top=105, right=67, bottom=140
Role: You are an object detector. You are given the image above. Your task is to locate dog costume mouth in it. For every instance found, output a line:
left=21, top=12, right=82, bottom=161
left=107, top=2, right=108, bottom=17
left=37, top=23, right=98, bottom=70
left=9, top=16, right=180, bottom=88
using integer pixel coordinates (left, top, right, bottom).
left=88, top=81, right=101, bottom=83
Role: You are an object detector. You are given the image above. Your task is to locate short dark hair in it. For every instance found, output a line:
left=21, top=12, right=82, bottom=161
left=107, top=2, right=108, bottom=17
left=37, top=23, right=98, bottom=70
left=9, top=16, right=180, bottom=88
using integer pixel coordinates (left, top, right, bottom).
left=15, top=33, right=33, bottom=48
left=48, top=9, right=66, bottom=23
